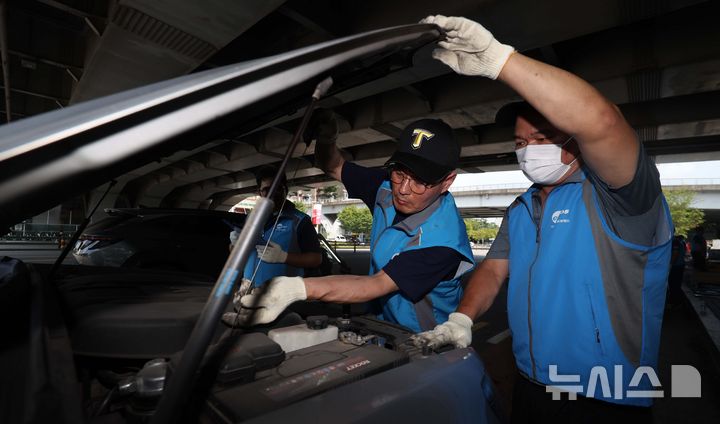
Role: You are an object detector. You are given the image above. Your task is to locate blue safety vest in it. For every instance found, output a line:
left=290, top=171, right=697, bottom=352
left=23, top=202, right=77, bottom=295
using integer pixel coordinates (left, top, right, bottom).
left=506, top=171, right=672, bottom=406
left=243, top=206, right=308, bottom=287
left=369, top=181, right=475, bottom=333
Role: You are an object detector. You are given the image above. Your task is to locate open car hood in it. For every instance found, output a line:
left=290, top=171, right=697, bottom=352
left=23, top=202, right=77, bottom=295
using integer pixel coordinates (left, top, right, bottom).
left=0, top=24, right=439, bottom=231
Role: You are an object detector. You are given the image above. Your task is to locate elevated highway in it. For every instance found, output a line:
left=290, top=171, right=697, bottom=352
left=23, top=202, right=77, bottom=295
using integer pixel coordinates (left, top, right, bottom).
left=317, top=178, right=720, bottom=220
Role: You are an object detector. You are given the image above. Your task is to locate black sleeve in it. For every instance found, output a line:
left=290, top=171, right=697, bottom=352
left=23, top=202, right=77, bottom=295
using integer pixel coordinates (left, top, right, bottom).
left=382, top=247, right=465, bottom=303
left=486, top=214, right=510, bottom=260
left=341, top=161, right=388, bottom=211
left=585, top=143, right=665, bottom=245
left=296, top=216, right=322, bottom=253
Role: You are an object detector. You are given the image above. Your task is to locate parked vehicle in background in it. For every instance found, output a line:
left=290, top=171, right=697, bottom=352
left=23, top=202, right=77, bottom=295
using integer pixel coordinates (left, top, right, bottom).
left=314, top=233, right=352, bottom=275
left=72, top=208, right=247, bottom=277
left=73, top=208, right=350, bottom=278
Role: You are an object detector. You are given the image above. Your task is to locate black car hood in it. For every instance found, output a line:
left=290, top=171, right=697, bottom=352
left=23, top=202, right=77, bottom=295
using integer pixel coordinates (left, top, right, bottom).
left=0, top=24, right=440, bottom=231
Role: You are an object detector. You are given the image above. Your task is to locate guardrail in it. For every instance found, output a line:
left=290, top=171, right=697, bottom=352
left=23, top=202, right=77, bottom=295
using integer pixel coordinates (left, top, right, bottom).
left=329, top=240, right=370, bottom=252
left=302, top=179, right=720, bottom=207
left=448, top=179, right=720, bottom=192
left=1, top=223, right=79, bottom=242
left=450, top=183, right=531, bottom=192
left=660, top=178, right=720, bottom=186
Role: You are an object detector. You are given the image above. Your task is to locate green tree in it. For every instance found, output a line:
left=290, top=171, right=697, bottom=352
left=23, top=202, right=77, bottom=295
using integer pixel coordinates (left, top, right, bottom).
left=663, top=189, right=704, bottom=236
left=318, top=185, right=339, bottom=201
left=337, top=205, right=372, bottom=235
left=464, top=218, right=498, bottom=243
left=293, top=201, right=308, bottom=214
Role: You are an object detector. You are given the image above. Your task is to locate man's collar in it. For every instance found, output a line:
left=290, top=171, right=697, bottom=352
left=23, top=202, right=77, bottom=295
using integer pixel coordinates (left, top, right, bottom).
left=393, top=192, right=446, bottom=235
left=564, top=167, right=585, bottom=183
left=530, top=167, right=585, bottom=191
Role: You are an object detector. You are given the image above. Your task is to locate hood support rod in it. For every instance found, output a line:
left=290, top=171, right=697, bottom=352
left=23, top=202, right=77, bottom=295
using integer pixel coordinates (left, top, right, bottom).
left=152, top=76, right=333, bottom=424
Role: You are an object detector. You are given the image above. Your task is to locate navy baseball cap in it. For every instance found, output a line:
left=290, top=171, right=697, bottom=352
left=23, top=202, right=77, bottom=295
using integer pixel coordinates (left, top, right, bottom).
left=384, top=118, right=459, bottom=184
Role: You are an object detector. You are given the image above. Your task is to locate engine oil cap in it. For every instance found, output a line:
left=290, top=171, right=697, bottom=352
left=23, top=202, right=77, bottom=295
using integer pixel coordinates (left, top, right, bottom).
left=306, top=315, right=329, bottom=329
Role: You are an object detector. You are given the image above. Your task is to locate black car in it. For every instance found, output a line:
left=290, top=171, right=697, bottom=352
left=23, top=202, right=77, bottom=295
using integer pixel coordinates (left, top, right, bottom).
left=0, top=24, right=498, bottom=424
left=73, top=208, right=246, bottom=277
left=72, top=207, right=349, bottom=279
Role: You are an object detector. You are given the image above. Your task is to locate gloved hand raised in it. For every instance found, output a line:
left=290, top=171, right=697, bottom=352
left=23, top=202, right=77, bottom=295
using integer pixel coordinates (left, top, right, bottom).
left=410, top=312, right=473, bottom=349
left=305, top=109, right=338, bottom=146
left=256, top=241, right=287, bottom=263
left=236, top=276, right=307, bottom=325
left=420, top=15, right=514, bottom=80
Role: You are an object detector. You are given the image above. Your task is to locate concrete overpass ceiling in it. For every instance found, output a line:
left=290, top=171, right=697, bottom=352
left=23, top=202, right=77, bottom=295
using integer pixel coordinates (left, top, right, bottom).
left=2, top=0, right=719, bottom=211
left=70, top=0, right=287, bottom=103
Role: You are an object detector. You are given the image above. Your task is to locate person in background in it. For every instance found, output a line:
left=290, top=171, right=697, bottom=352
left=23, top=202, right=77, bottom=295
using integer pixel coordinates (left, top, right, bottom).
left=242, top=166, right=322, bottom=285
left=223, top=165, right=322, bottom=326
left=228, top=206, right=243, bottom=252
left=57, top=231, right=66, bottom=250
left=667, top=234, right=686, bottom=308
left=691, top=226, right=707, bottom=270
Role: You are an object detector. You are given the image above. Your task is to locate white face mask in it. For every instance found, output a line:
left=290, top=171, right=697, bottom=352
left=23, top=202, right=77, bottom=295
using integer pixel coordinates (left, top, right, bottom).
left=515, top=136, right=577, bottom=185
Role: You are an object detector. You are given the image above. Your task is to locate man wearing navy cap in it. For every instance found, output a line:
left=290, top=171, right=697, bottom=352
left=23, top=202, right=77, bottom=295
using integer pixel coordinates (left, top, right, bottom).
left=235, top=115, right=475, bottom=333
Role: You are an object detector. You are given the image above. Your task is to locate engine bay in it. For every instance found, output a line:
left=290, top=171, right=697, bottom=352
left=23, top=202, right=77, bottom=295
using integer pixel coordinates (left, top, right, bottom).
left=3, top=262, right=498, bottom=424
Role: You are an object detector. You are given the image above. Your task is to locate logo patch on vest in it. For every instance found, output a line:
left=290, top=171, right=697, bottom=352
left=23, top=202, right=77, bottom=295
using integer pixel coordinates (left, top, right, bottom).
left=551, top=209, right=571, bottom=224
left=411, top=128, right=434, bottom=149
left=274, top=222, right=290, bottom=232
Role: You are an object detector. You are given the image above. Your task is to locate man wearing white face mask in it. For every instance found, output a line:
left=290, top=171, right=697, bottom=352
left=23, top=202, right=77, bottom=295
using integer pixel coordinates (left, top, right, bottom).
left=515, top=134, right=577, bottom=185
left=412, top=15, right=672, bottom=423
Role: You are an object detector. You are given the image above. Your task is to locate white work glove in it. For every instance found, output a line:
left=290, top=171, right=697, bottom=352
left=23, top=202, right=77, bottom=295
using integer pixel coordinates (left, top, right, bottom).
left=232, top=278, right=254, bottom=309
left=421, top=15, right=515, bottom=80
left=411, top=312, right=473, bottom=349
left=236, top=276, right=307, bottom=325
left=221, top=278, right=254, bottom=327
left=256, top=241, right=287, bottom=263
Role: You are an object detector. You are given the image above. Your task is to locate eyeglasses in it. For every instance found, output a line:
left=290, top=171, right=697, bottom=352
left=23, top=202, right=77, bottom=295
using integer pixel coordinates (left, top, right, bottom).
left=389, top=169, right=434, bottom=194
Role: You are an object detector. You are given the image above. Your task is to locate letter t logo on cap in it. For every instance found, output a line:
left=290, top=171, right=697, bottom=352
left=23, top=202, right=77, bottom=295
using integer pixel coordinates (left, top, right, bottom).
left=411, top=129, right=434, bottom=149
